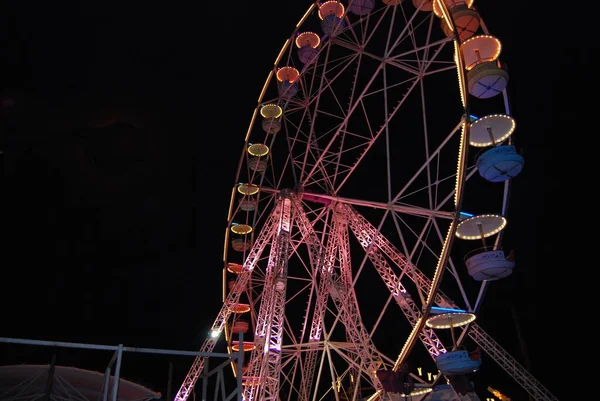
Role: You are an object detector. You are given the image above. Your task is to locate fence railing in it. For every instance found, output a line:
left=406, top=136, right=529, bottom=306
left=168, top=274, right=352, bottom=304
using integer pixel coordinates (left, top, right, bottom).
left=0, top=335, right=244, bottom=401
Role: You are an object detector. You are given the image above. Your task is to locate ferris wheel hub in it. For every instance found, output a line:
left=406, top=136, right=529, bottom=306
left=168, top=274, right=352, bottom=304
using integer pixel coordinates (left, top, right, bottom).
left=433, top=0, right=475, bottom=18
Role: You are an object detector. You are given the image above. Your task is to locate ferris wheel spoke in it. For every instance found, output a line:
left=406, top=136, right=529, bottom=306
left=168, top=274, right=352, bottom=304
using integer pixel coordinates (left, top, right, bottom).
left=341, top=204, right=457, bottom=307
left=383, top=195, right=474, bottom=272
left=390, top=36, right=451, bottom=64
left=389, top=211, right=439, bottom=286
left=399, top=7, right=419, bottom=57
left=423, top=63, right=459, bottom=76
left=427, top=164, right=478, bottom=211
left=418, top=76, right=435, bottom=211
left=360, top=238, right=447, bottom=358
left=284, top=119, right=324, bottom=191
left=347, top=5, right=390, bottom=49
left=390, top=119, right=463, bottom=204
left=302, top=56, right=359, bottom=105
left=298, top=59, right=357, bottom=188
left=384, top=46, right=459, bottom=209
left=326, top=343, right=379, bottom=392
left=332, top=76, right=423, bottom=193
left=299, top=54, right=386, bottom=188
left=333, top=37, right=421, bottom=76
left=384, top=4, right=428, bottom=59
left=340, top=205, right=445, bottom=356
left=292, top=23, right=453, bottom=194
left=264, top=185, right=453, bottom=219
left=419, top=5, right=436, bottom=69
left=340, top=12, right=362, bottom=45
left=384, top=209, right=437, bottom=264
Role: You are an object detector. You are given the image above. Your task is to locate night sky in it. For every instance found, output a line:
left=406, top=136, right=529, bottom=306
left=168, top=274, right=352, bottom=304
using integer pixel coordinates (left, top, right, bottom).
left=0, top=1, right=578, bottom=400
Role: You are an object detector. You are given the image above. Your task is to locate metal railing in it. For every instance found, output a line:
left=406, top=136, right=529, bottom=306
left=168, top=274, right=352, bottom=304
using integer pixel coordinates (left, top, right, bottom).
left=0, top=335, right=244, bottom=401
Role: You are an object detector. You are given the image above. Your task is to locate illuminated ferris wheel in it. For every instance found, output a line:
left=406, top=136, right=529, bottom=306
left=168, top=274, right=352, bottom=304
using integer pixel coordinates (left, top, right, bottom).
left=175, top=1, right=556, bottom=401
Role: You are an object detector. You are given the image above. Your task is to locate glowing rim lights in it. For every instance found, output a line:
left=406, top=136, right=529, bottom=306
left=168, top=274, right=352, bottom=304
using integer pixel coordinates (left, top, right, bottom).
left=227, top=263, right=243, bottom=274
left=460, top=34, right=502, bottom=71
left=469, top=114, right=516, bottom=147
left=276, top=66, right=300, bottom=83
left=400, top=387, right=433, bottom=397
left=247, top=143, right=270, bottom=157
left=455, top=214, right=507, bottom=240
left=317, top=0, right=345, bottom=20
left=295, top=31, right=320, bottom=49
left=425, top=312, right=476, bottom=329
left=231, top=223, right=253, bottom=235
left=227, top=303, right=251, bottom=314
left=260, top=103, right=283, bottom=119
left=231, top=341, right=256, bottom=352
left=237, top=183, right=259, bottom=195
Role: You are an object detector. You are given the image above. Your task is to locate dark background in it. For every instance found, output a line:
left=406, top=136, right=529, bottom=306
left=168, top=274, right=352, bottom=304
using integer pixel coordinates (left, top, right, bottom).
left=1, top=1, right=580, bottom=400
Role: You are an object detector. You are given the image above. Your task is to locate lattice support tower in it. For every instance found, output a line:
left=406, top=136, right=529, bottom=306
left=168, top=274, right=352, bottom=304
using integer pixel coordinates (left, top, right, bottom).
left=330, top=212, right=384, bottom=389
left=243, top=193, right=294, bottom=401
left=340, top=202, right=446, bottom=358
left=173, top=202, right=283, bottom=401
left=295, top=205, right=338, bottom=401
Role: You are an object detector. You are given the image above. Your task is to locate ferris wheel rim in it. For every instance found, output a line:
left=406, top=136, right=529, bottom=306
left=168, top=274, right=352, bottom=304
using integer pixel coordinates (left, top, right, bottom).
left=219, top=1, right=517, bottom=401
left=227, top=0, right=473, bottom=360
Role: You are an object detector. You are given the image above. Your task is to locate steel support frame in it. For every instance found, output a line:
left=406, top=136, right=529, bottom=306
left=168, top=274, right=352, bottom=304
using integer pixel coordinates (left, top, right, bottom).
left=243, top=195, right=293, bottom=401
left=174, top=203, right=283, bottom=401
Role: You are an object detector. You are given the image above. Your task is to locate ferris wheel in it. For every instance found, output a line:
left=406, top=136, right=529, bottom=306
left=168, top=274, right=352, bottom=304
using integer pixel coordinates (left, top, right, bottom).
left=174, top=1, right=557, bottom=401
